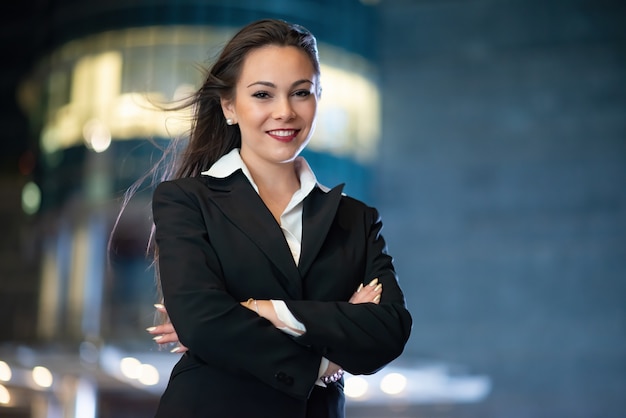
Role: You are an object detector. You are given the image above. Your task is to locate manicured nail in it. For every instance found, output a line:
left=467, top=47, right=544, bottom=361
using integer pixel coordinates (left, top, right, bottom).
left=374, top=284, right=382, bottom=292
left=170, top=346, right=181, bottom=353
left=154, top=303, right=165, bottom=309
left=373, top=295, right=381, bottom=303
left=368, top=278, right=378, bottom=287
left=357, top=283, right=363, bottom=293
left=152, top=335, right=163, bottom=341
left=146, top=326, right=157, bottom=332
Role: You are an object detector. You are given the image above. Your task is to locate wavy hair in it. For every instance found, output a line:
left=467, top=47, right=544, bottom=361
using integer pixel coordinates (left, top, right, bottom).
left=174, top=18, right=320, bottom=178
left=110, top=19, right=321, bottom=315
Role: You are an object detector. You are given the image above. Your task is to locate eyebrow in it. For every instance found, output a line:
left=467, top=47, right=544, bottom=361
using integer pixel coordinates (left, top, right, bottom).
left=246, top=79, right=314, bottom=88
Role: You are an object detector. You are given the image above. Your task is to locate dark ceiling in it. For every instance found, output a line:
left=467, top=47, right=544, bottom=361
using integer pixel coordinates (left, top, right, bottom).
left=0, top=2, right=49, bottom=173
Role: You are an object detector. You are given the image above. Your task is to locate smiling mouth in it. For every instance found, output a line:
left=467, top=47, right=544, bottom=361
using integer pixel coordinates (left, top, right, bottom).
left=267, top=129, right=299, bottom=141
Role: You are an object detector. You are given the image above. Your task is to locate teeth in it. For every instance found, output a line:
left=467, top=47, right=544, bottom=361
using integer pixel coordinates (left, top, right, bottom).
left=269, top=130, right=296, bottom=137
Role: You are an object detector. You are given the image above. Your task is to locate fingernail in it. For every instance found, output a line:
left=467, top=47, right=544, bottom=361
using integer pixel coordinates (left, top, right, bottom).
left=374, top=284, right=382, bottom=292
left=154, top=303, right=165, bottom=309
left=368, top=278, right=378, bottom=287
left=146, top=326, right=157, bottom=332
left=357, top=283, right=363, bottom=293
left=373, top=295, right=381, bottom=303
left=152, top=335, right=163, bottom=341
left=170, top=346, right=181, bottom=353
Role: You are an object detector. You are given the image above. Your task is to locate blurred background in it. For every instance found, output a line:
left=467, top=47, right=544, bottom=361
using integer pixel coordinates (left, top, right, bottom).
left=0, top=0, right=624, bottom=417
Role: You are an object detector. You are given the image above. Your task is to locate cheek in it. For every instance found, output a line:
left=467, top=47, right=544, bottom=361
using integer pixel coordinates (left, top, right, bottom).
left=298, top=102, right=318, bottom=124
left=237, top=104, right=266, bottom=124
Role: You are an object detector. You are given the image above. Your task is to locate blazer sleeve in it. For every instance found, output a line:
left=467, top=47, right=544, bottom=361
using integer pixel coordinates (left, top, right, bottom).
left=152, top=180, right=320, bottom=399
left=284, top=206, right=412, bottom=375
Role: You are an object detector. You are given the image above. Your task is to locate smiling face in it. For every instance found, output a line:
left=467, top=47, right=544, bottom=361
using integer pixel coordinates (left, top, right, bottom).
left=221, top=45, right=319, bottom=168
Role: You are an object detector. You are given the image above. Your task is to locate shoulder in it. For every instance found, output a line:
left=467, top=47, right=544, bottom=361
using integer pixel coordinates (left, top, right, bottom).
left=339, top=193, right=377, bottom=213
left=153, top=177, right=209, bottom=203
left=156, top=176, right=207, bottom=190
left=153, top=172, right=250, bottom=205
left=337, top=193, right=382, bottom=223
left=339, top=193, right=368, bottom=209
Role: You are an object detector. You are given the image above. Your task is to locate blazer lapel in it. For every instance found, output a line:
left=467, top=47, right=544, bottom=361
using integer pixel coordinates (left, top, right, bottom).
left=202, top=171, right=303, bottom=298
left=299, top=184, right=345, bottom=278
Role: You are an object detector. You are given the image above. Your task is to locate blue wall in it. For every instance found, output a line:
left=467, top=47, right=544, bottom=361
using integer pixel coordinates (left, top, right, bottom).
left=375, top=1, right=626, bottom=416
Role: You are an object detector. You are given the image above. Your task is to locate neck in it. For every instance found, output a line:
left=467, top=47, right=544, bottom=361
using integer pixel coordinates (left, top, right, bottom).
left=240, top=154, right=301, bottom=222
left=240, top=151, right=300, bottom=192
left=250, top=162, right=300, bottom=195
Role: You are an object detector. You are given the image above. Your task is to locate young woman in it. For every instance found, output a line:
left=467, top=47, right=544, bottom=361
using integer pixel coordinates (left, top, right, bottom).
left=148, top=19, right=412, bottom=417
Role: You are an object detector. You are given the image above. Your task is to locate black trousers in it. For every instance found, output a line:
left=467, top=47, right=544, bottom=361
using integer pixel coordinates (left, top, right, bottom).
left=306, top=381, right=345, bottom=418
left=155, top=356, right=345, bottom=418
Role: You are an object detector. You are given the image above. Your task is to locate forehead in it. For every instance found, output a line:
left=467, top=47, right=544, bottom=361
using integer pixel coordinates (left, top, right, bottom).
left=238, top=45, right=317, bottom=83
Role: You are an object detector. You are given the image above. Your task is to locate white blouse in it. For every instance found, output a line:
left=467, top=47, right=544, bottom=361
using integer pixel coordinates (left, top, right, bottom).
left=202, top=148, right=332, bottom=384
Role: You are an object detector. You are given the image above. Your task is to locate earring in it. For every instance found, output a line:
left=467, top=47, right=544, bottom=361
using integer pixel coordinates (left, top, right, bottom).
left=226, top=118, right=234, bottom=125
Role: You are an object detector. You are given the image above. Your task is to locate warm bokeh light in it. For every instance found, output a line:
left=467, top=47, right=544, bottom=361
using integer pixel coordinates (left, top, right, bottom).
left=83, top=119, right=112, bottom=152
left=120, top=357, right=142, bottom=379
left=0, top=361, right=11, bottom=382
left=380, top=372, right=407, bottom=395
left=137, top=363, right=159, bottom=386
left=32, top=366, right=53, bottom=388
left=0, top=384, right=10, bottom=404
left=344, top=375, right=369, bottom=399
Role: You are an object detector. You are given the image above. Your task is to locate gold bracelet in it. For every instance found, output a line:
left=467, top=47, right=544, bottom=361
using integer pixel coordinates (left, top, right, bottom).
left=247, top=298, right=259, bottom=315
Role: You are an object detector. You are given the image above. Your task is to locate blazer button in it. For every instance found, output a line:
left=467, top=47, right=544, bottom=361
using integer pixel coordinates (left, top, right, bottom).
left=274, top=372, right=294, bottom=386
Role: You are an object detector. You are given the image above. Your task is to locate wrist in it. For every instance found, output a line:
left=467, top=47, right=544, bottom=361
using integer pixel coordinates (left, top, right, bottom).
left=246, top=298, right=260, bottom=314
left=321, top=368, right=344, bottom=384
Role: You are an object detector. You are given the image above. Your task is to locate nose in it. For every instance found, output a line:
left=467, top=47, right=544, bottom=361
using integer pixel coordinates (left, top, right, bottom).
left=272, top=96, right=295, bottom=121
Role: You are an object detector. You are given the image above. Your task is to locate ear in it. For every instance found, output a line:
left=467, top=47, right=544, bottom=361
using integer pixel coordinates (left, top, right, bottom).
left=220, top=96, right=236, bottom=121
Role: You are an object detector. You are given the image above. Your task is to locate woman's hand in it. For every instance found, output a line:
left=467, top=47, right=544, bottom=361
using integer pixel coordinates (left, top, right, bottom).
left=349, top=278, right=382, bottom=304
left=147, top=304, right=188, bottom=353
left=240, top=299, right=300, bottom=333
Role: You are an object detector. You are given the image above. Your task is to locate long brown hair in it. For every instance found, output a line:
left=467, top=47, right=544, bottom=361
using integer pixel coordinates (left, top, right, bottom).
left=172, top=18, right=321, bottom=179
left=110, top=19, right=321, bottom=312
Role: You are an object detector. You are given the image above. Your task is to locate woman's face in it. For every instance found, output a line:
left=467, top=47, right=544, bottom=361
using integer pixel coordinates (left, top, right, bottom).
left=221, top=45, right=319, bottom=168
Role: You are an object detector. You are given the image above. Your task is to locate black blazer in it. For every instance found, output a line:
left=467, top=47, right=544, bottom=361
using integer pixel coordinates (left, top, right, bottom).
left=152, top=170, right=412, bottom=418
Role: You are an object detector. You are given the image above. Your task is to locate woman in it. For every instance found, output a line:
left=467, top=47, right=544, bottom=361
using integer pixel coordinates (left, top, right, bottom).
left=148, top=19, right=411, bottom=417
